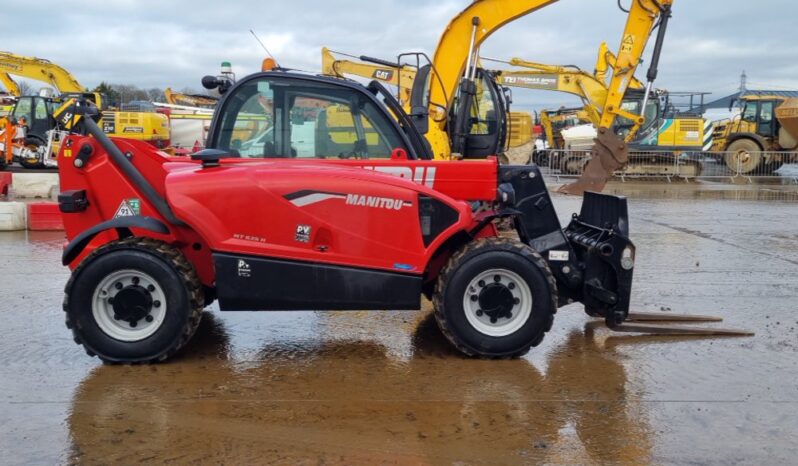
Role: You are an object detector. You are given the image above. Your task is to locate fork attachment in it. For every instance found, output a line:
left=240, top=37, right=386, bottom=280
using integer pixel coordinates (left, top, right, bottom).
left=604, top=312, right=753, bottom=337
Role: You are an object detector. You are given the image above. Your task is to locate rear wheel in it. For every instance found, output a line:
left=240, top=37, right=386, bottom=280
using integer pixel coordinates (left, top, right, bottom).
left=64, top=237, right=204, bottom=363
left=724, top=139, right=762, bottom=174
left=18, top=136, right=45, bottom=169
left=433, top=237, right=557, bottom=358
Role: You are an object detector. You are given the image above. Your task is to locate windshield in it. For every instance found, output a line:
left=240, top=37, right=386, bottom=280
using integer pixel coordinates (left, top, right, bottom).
left=212, top=76, right=408, bottom=159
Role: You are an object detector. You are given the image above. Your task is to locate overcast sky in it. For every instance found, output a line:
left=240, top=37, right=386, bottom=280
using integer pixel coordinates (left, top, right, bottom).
left=4, top=0, right=797, bottom=111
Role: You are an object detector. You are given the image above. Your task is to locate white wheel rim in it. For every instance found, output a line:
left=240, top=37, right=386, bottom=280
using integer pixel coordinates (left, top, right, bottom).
left=462, top=268, right=533, bottom=337
left=91, top=269, right=167, bottom=342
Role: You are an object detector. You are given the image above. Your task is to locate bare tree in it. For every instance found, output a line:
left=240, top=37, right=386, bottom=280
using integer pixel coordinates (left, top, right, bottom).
left=146, top=88, right=164, bottom=102
left=16, top=81, right=34, bottom=96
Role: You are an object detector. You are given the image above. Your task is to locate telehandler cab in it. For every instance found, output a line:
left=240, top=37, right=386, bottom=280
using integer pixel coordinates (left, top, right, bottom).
left=57, top=70, right=748, bottom=363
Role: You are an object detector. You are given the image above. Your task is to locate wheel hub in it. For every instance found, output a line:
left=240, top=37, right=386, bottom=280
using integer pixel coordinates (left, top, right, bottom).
left=112, top=285, right=153, bottom=325
left=92, top=269, right=167, bottom=341
left=478, top=282, right=515, bottom=322
left=463, top=269, right=532, bottom=337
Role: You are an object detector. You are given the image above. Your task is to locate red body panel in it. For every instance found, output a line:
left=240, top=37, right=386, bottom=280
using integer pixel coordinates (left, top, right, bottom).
left=58, top=135, right=503, bottom=285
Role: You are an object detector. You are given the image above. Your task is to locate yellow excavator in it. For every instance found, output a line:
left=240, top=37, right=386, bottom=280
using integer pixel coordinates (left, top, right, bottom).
left=320, top=0, right=675, bottom=193
left=0, top=51, right=169, bottom=169
left=496, top=47, right=712, bottom=177
left=322, top=47, right=534, bottom=151
left=163, top=88, right=218, bottom=109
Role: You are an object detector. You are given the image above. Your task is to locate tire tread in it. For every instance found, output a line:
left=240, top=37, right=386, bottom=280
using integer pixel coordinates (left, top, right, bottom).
left=432, top=237, right=557, bottom=358
left=63, top=237, right=204, bottom=363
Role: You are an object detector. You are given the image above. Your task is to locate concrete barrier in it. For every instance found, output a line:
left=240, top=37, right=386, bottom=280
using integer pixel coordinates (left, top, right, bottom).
left=27, top=202, right=64, bottom=231
left=0, top=202, right=27, bottom=231
left=10, top=173, right=59, bottom=199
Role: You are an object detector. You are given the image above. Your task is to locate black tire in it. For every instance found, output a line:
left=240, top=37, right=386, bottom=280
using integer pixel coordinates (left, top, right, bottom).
left=724, top=139, right=762, bottom=174
left=64, top=237, right=204, bottom=363
left=433, top=237, right=557, bottom=358
left=18, top=136, right=45, bottom=169
left=532, top=150, right=550, bottom=168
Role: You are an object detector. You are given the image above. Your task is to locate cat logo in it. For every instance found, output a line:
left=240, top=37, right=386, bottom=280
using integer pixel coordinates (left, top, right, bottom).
left=372, top=69, right=394, bottom=81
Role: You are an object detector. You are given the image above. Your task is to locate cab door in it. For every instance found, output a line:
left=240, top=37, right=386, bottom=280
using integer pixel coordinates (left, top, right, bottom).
left=756, top=100, right=776, bottom=138
left=451, top=69, right=507, bottom=159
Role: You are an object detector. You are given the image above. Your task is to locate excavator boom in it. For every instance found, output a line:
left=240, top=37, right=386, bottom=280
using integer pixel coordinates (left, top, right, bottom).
left=321, top=48, right=417, bottom=105
left=0, top=51, right=85, bottom=93
left=428, top=0, right=559, bottom=114
left=0, top=72, right=21, bottom=96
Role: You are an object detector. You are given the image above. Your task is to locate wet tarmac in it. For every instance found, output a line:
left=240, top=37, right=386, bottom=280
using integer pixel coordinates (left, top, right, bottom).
left=1, top=182, right=797, bottom=465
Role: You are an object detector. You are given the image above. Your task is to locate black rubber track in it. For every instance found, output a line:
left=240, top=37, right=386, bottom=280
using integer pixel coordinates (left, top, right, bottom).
left=432, top=237, right=558, bottom=358
left=63, top=237, right=205, bottom=363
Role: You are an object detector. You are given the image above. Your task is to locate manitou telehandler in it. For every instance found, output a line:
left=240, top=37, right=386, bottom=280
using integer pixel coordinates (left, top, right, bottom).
left=56, top=66, right=749, bottom=363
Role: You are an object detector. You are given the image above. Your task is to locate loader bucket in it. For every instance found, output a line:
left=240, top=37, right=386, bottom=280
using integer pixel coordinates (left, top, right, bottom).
left=557, top=127, right=629, bottom=196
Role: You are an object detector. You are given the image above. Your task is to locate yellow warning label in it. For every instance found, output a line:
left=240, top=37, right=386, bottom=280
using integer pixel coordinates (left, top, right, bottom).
left=621, top=34, right=635, bottom=53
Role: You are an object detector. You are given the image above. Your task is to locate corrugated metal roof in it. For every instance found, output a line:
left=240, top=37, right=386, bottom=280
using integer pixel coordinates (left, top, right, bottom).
left=702, top=90, right=798, bottom=110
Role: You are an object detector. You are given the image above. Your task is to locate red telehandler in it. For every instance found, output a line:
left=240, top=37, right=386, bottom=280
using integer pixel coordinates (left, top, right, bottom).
left=56, top=71, right=748, bottom=363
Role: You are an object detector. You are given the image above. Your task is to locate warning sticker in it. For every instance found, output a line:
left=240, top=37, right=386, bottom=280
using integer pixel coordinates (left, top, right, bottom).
left=620, top=34, right=635, bottom=53
left=114, top=198, right=141, bottom=218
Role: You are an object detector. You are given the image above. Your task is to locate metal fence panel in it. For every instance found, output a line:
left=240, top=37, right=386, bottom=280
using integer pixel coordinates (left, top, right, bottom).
left=532, top=149, right=798, bottom=185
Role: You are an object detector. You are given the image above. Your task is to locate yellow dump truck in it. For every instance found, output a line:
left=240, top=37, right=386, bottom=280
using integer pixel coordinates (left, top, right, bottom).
left=712, top=96, right=798, bottom=173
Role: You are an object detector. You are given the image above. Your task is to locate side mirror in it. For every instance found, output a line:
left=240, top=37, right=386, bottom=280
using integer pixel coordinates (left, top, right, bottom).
left=202, top=76, right=233, bottom=95
left=503, top=86, right=513, bottom=106
left=409, top=106, right=429, bottom=135
left=728, top=97, right=737, bottom=112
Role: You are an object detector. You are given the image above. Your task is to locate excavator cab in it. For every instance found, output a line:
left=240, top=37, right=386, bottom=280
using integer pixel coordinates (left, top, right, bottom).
left=612, top=89, right=660, bottom=141
left=10, top=96, right=58, bottom=140
left=449, top=68, right=508, bottom=159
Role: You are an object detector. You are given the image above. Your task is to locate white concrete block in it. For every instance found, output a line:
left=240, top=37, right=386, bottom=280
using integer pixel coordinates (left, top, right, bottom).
left=0, top=202, right=27, bottom=231
left=10, top=173, right=59, bottom=199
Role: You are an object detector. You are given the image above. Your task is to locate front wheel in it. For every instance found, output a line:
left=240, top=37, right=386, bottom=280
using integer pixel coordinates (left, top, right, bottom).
left=18, top=136, right=46, bottom=169
left=433, top=238, right=557, bottom=358
left=64, top=237, right=204, bottom=363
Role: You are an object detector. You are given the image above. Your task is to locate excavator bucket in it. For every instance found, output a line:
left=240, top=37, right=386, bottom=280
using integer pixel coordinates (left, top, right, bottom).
left=557, top=127, right=629, bottom=196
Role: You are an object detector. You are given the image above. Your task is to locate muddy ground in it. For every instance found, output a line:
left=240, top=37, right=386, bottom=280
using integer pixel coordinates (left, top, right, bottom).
left=1, top=181, right=797, bottom=465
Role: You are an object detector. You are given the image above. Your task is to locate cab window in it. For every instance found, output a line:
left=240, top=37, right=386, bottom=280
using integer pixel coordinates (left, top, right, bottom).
left=34, top=98, right=49, bottom=120
left=12, top=97, right=32, bottom=121
left=758, top=101, right=774, bottom=136
left=213, top=76, right=407, bottom=159
left=469, top=74, right=498, bottom=136
left=741, top=102, right=758, bottom=123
